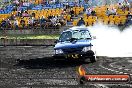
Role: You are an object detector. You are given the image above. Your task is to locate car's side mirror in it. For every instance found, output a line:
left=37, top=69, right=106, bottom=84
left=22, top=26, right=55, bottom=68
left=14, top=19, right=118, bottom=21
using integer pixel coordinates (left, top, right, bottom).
left=54, top=40, right=59, bottom=43
left=92, top=36, right=96, bottom=40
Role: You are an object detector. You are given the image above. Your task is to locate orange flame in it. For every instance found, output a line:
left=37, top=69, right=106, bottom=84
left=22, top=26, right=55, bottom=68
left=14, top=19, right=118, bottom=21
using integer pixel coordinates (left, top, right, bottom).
left=78, top=65, right=86, bottom=76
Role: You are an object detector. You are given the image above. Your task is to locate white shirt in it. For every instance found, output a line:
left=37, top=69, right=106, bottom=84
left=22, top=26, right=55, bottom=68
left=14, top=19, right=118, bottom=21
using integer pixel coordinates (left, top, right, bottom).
left=14, top=20, right=18, bottom=25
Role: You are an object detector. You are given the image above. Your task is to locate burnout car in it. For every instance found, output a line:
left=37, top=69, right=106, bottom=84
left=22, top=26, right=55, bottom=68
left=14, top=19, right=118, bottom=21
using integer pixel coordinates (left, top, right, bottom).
left=54, top=27, right=96, bottom=63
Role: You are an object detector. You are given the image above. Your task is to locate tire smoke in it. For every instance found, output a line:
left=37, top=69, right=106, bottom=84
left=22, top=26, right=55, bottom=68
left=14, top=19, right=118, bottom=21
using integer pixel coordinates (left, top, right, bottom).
left=88, top=23, right=132, bottom=57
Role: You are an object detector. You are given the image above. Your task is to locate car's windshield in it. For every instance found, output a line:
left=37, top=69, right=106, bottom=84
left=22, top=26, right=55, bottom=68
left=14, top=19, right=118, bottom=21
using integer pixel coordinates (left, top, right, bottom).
left=72, top=30, right=91, bottom=39
left=59, top=30, right=91, bottom=42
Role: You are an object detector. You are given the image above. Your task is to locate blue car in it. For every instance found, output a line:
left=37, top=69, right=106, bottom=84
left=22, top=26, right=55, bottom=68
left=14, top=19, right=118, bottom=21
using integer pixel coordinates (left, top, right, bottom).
left=54, top=27, right=96, bottom=63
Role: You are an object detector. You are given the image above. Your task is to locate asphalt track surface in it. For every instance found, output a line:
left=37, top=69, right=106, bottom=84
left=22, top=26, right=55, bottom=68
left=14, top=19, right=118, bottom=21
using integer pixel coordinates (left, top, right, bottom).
left=0, top=46, right=132, bottom=88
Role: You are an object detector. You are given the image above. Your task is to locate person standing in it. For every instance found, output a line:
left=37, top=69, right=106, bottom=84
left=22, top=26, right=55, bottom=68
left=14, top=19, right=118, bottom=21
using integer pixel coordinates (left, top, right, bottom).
left=14, top=18, right=18, bottom=30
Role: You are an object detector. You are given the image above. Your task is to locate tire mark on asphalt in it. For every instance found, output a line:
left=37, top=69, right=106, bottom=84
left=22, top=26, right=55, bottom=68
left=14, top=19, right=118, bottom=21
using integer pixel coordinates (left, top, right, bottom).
left=93, top=57, right=132, bottom=88
left=108, top=58, right=132, bottom=75
left=99, top=57, right=130, bottom=72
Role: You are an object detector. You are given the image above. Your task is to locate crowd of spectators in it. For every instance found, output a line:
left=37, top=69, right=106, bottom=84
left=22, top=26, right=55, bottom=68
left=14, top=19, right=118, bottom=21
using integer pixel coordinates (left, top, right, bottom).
left=76, top=1, right=132, bottom=26
left=106, top=1, right=132, bottom=16
left=85, top=1, right=132, bottom=17
left=0, top=10, right=68, bottom=30
left=0, top=1, right=86, bottom=30
left=91, top=1, right=131, bottom=16
left=1, top=0, right=131, bottom=29
left=0, top=0, right=81, bottom=30
left=0, top=0, right=87, bottom=30
left=106, top=7, right=117, bottom=16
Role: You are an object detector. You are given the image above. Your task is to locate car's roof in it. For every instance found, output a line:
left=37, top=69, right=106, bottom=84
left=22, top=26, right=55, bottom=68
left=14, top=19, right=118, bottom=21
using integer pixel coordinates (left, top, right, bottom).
left=63, top=26, right=89, bottom=32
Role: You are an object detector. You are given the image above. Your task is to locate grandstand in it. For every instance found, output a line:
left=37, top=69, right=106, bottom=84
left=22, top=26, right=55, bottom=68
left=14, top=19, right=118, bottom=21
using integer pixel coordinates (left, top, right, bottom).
left=0, top=0, right=131, bottom=31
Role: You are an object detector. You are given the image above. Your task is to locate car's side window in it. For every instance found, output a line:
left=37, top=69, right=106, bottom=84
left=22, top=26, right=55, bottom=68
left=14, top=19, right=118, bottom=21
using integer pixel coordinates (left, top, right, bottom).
left=72, top=31, right=79, bottom=39
left=59, top=31, right=72, bottom=42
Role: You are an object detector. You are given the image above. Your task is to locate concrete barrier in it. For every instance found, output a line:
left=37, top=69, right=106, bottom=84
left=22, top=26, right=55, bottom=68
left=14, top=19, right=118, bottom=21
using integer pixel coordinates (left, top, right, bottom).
left=0, top=26, right=72, bottom=35
left=0, top=29, right=60, bottom=35
left=0, top=39, right=56, bottom=46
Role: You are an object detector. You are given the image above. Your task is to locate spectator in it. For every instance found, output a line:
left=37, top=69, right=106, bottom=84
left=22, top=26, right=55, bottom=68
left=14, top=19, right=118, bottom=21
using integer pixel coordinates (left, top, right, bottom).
left=13, top=6, right=17, bottom=11
left=48, top=15, right=53, bottom=19
left=13, top=0, right=19, bottom=6
left=55, top=16, right=61, bottom=28
left=70, top=8, right=74, bottom=17
left=10, top=15, right=16, bottom=20
left=50, top=16, right=57, bottom=26
left=31, top=17, right=36, bottom=27
left=126, top=12, right=132, bottom=25
left=1, top=19, right=6, bottom=29
left=125, top=1, right=131, bottom=11
left=28, top=17, right=33, bottom=28
left=77, top=17, right=85, bottom=26
left=65, top=3, right=70, bottom=9
left=20, top=19, right=25, bottom=28
left=22, top=11, right=29, bottom=17
left=62, top=9, right=66, bottom=15
left=19, top=0, right=23, bottom=6
left=91, top=8, right=96, bottom=16
left=58, top=15, right=66, bottom=26
left=59, top=19, right=66, bottom=26
left=40, top=16, right=47, bottom=29
left=86, top=8, right=92, bottom=16
left=45, top=19, right=52, bottom=28
left=106, top=8, right=111, bottom=16
left=111, top=7, right=117, bottom=15
left=14, top=19, right=18, bottom=30
left=118, top=3, right=123, bottom=9
left=40, top=16, right=47, bottom=23
left=17, top=11, right=21, bottom=17
left=32, top=12, right=35, bottom=17
left=6, top=19, right=11, bottom=29
left=122, top=0, right=130, bottom=9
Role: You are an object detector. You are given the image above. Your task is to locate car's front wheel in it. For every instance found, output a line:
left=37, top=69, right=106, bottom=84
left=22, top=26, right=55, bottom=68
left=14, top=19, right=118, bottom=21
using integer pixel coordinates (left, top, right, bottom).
left=84, top=56, right=96, bottom=63
left=90, top=56, right=96, bottom=63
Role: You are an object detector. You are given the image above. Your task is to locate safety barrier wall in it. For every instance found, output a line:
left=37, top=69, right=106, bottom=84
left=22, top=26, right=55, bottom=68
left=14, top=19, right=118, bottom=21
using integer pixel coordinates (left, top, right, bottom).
left=0, top=39, right=56, bottom=46
left=0, top=29, right=60, bottom=35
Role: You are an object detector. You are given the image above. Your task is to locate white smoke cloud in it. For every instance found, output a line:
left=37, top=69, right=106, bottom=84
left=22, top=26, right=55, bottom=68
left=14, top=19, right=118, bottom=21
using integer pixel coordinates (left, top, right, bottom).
left=88, top=23, right=132, bottom=57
